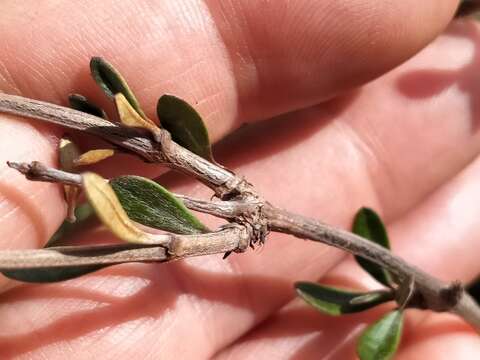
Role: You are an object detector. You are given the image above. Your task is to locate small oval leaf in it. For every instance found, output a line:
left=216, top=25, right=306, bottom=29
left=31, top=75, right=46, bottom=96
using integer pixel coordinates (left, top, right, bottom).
left=114, top=93, right=160, bottom=139
left=110, top=175, right=209, bottom=234
left=59, top=137, right=81, bottom=172
left=156, top=94, right=213, bottom=161
left=83, top=172, right=166, bottom=244
left=90, top=57, right=146, bottom=118
left=295, top=282, right=392, bottom=316
left=2, top=265, right=107, bottom=283
left=74, top=149, right=115, bottom=166
left=357, top=310, right=404, bottom=360
left=68, top=94, right=108, bottom=119
left=353, top=207, right=393, bottom=287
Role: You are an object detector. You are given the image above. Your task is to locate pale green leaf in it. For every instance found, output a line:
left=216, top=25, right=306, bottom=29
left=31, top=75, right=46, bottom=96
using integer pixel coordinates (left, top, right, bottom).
left=357, top=310, right=404, bottom=360
left=110, top=175, right=209, bottom=234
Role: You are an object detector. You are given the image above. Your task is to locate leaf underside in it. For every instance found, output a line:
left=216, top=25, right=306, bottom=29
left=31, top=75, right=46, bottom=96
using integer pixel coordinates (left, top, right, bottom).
left=156, top=94, right=213, bottom=161
left=295, top=282, right=392, bottom=316
left=110, top=175, right=209, bottom=235
left=353, top=207, right=393, bottom=287
left=357, top=310, right=404, bottom=360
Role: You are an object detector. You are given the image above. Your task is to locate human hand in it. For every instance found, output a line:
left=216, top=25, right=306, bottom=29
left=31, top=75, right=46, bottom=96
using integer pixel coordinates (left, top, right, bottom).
left=0, top=1, right=478, bottom=358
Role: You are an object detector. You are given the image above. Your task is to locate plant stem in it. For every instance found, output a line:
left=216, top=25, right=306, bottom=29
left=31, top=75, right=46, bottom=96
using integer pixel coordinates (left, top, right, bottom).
left=264, top=206, right=480, bottom=330
left=1, top=93, right=480, bottom=331
left=0, top=94, right=243, bottom=198
left=0, top=226, right=248, bottom=269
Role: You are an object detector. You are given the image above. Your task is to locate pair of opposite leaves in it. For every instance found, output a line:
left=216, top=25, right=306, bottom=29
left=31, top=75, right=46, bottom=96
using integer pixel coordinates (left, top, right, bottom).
left=3, top=57, right=216, bottom=282
left=296, top=208, right=404, bottom=360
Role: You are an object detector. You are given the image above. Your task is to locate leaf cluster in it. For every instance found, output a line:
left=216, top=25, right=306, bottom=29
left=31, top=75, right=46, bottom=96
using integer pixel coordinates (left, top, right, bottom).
left=296, top=208, right=406, bottom=360
left=2, top=57, right=215, bottom=282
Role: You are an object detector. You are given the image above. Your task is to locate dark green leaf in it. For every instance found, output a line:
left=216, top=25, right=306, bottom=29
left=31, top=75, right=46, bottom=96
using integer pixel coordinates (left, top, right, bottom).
left=68, top=94, right=108, bottom=119
left=357, top=310, right=403, bottom=360
left=156, top=95, right=213, bottom=161
left=295, top=282, right=392, bottom=316
left=45, top=203, right=96, bottom=247
left=110, top=175, right=209, bottom=234
left=353, top=207, right=393, bottom=287
left=468, top=277, right=480, bottom=305
left=2, top=265, right=107, bottom=283
left=90, top=57, right=146, bottom=118
left=455, top=1, right=480, bottom=18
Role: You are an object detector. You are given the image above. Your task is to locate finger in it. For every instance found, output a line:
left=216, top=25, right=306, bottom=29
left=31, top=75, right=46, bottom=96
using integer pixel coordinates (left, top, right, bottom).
left=217, top=148, right=480, bottom=359
left=0, top=0, right=460, bottom=180
left=0, top=0, right=458, bottom=136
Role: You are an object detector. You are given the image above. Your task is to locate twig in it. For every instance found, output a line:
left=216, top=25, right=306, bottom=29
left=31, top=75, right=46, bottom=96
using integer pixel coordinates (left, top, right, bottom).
left=6, top=161, right=250, bottom=220
left=0, top=226, right=248, bottom=270
left=8, top=161, right=83, bottom=186
left=1, top=93, right=480, bottom=331
left=0, top=94, right=245, bottom=198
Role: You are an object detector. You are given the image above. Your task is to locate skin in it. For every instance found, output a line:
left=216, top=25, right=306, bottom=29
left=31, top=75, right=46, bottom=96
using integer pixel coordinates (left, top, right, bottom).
left=0, top=0, right=478, bottom=358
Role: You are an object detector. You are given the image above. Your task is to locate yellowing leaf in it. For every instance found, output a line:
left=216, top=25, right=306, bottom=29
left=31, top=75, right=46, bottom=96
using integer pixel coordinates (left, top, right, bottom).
left=82, top=173, right=166, bottom=244
left=74, top=149, right=115, bottom=166
left=114, top=93, right=161, bottom=139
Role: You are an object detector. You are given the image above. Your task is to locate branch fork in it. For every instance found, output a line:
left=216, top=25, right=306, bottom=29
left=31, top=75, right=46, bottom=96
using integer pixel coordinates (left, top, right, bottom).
left=0, top=74, right=479, bottom=330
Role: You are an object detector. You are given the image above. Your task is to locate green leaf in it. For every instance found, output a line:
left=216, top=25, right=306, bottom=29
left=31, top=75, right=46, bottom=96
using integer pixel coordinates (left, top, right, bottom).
left=83, top=173, right=165, bottom=244
left=68, top=94, right=108, bottom=119
left=2, top=265, right=107, bottom=283
left=110, top=175, right=209, bottom=235
left=295, top=282, right=392, bottom=316
left=156, top=95, right=213, bottom=161
left=357, top=310, right=404, bottom=360
left=90, top=57, right=146, bottom=118
left=353, top=207, right=393, bottom=287
left=45, top=203, right=96, bottom=247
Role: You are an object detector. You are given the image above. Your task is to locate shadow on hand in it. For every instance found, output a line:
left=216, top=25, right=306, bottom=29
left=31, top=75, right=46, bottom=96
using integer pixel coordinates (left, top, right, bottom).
left=0, top=257, right=293, bottom=357
left=397, top=20, right=480, bottom=132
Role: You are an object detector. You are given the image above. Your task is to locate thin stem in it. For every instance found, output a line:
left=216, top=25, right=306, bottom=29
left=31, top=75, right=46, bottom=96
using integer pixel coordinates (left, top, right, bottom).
left=174, top=194, right=255, bottom=220
left=8, top=161, right=83, bottom=186
left=0, top=226, right=248, bottom=270
left=1, top=93, right=480, bottom=331
left=264, top=205, right=480, bottom=330
left=6, top=161, right=250, bottom=220
left=0, top=93, right=242, bottom=197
